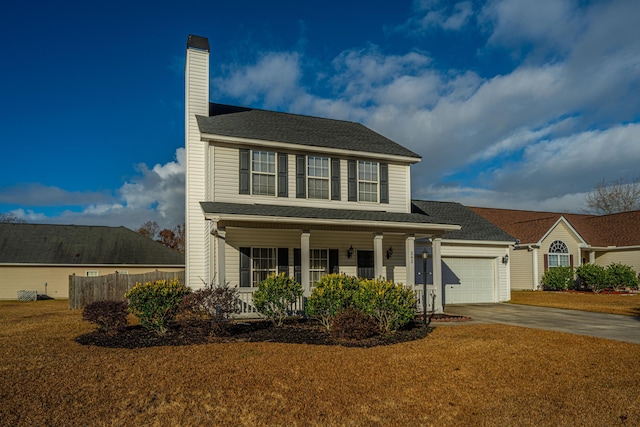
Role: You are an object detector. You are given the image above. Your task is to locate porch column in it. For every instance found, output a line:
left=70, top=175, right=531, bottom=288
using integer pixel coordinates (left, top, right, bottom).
left=216, top=227, right=226, bottom=285
left=432, top=237, right=443, bottom=313
left=301, top=231, right=310, bottom=295
left=589, top=250, right=595, bottom=264
left=374, top=233, right=384, bottom=279
left=532, top=246, right=539, bottom=290
left=405, top=235, right=415, bottom=287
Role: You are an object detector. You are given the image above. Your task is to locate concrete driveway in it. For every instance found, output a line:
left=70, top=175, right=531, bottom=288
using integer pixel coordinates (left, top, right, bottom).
left=443, top=303, right=640, bottom=345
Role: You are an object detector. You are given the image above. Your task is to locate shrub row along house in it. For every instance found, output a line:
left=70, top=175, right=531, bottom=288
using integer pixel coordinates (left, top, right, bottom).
left=471, top=207, right=640, bottom=290
left=184, top=35, right=514, bottom=313
left=0, top=223, right=184, bottom=300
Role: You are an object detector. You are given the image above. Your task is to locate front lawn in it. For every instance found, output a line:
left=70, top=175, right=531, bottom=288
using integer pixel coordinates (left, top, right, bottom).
left=1, top=300, right=639, bottom=426
left=510, top=290, right=640, bottom=316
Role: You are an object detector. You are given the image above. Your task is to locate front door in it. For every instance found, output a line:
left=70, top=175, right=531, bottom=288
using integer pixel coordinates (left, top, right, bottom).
left=357, top=250, right=374, bottom=279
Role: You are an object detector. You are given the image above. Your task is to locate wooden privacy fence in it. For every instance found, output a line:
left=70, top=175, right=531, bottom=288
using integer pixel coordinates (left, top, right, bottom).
left=68, top=270, right=185, bottom=309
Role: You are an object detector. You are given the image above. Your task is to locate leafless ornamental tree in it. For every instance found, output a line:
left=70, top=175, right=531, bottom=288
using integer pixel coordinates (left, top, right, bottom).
left=585, top=176, right=640, bottom=214
left=0, top=212, right=26, bottom=223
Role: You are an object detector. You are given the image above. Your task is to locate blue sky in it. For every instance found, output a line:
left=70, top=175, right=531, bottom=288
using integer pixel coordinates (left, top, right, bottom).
left=1, top=0, right=639, bottom=230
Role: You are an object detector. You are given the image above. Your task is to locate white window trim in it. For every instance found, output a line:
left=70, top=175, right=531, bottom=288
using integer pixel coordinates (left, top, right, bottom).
left=309, top=249, right=329, bottom=286
left=307, top=156, right=330, bottom=200
left=251, top=150, right=276, bottom=196
left=548, top=240, right=570, bottom=268
left=251, top=247, right=277, bottom=287
left=358, top=160, right=379, bottom=203
left=85, top=270, right=99, bottom=277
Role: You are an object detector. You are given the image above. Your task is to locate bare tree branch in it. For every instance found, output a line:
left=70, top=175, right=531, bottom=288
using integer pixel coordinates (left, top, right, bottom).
left=585, top=176, right=640, bottom=214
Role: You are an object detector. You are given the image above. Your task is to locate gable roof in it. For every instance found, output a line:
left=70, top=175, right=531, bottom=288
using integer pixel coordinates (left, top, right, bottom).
left=469, top=207, right=640, bottom=247
left=0, top=223, right=185, bottom=265
left=196, top=103, right=421, bottom=160
left=412, top=201, right=516, bottom=242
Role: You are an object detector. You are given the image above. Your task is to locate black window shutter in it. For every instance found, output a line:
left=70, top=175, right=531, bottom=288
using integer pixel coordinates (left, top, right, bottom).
left=278, top=248, right=289, bottom=275
left=240, top=247, right=251, bottom=287
left=296, top=155, right=306, bottom=198
left=347, top=160, right=357, bottom=202
left=329, top=249, right=339, bottom=274
left=278, top=153, right=288, bottom=197
left=293, top=248, right=302, bottom=284
left=380, top=162, right=389, bottom=204
left=331, top=158, right=341, bottom=200
left=239, top=149, right=250, bottom=194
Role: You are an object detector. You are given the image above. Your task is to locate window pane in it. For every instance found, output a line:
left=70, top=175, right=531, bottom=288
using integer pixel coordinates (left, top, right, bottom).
left=252, top=247, right=277, bottom=287
left=308, top=178, right=329, bottom=199
left=359, top=182, right=378, bottom=202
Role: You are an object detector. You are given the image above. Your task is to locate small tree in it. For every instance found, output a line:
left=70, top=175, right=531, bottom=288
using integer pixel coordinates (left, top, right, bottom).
left=253, top=273, right=303, bottom=326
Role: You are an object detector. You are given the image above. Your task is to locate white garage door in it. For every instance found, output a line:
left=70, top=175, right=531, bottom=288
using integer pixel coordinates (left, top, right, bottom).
left=443, top=257, right=495, bottom=304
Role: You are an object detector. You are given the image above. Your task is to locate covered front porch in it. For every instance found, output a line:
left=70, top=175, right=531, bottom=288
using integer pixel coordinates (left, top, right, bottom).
left=201, top=201, right=460, bottom=315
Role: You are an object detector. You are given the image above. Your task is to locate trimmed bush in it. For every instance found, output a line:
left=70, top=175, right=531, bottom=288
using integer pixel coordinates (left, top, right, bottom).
left=253, top=273, right=303, bottom=326
left=353, top=278, right=417, bottom=334
left=82, top=300, right=128, bottom=333
left=607, top=263, right=639, bottom=290
left=124, top=278, right=191, bottom=334
left=306, top=274, right=361, bottom=331
left=330, top=307, right=379, bottom=340
left=181, top=281, right=241, bottom=322
left=575, top=263, right=609, bottom=293
left=541, top=266, right=574, bottom=291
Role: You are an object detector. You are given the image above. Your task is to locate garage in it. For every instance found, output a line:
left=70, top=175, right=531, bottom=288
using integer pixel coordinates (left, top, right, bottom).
left=442, top=257, right=496, bottom=304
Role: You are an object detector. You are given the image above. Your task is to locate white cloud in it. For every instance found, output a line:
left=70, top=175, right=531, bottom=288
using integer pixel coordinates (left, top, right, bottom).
left=5, top=148, right=186, bottom=230
left=400, top=0, right=475, bottom=33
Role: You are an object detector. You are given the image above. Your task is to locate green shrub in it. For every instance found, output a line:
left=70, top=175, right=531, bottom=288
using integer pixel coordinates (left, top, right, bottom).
left=575, top=264, right=609, bottom=293
left=541, top=266, right=574, bottom=291
left=124, top=278, right=191, bottom=334
left=253, top=273, right=303, bottom=326
left=606, top=263, right=639, bottom=290
left=180, top=280, right=241, bottom=322
left=305, top=274, right=360, bottom=331
left=330, top=307, right=379, bottom=341
left=353, top=278, right=417, bottom=334
left=82, top=300, right=128, bottom=333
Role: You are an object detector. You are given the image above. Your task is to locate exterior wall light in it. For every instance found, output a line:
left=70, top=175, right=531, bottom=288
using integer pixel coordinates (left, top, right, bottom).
left=386, top=246, right=393, bottom=259
left=347, top=245, right=354, bottom=259
left=502, top=254, right=509, bottom=264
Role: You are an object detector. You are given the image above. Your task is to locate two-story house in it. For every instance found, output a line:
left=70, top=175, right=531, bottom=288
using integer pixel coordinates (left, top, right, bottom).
left=184, top=35, right=512, bottom=313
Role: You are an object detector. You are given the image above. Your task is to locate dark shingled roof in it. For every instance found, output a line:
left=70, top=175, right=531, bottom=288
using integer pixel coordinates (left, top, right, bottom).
left=411, top=200, right=516, bottom=242
left=200, top=202, right=458, bottom=226
left=0, top=223, right=185, bottom=265
left=196, top=103, right=421, bottom=159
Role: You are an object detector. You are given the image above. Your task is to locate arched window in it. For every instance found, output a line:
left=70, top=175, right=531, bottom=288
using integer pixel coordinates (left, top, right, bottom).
left=548, top=240, right=570, bottom=267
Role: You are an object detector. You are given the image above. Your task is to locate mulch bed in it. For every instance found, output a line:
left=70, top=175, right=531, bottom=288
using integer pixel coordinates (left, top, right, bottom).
left=74, top=315, right=468, bottom=349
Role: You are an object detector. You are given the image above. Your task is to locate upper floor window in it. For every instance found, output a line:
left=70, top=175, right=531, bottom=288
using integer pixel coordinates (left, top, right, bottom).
left=252, top=151, right=276, bottom=196
left=307, top=156, right=329, bottom=199
left=548, top=240, right=570, bottom=267
left=358, top=161, right=378, bottom=202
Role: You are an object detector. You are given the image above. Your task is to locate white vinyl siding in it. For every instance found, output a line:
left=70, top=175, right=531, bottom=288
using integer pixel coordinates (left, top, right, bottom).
left=212, top=146, right=411, bottom=212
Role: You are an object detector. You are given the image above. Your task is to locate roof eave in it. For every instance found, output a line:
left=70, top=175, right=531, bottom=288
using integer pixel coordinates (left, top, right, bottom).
left=199, top=132, right=422, bottom=163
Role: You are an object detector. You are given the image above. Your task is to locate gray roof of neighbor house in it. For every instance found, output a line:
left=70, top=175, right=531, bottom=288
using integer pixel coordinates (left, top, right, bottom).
left=196, top=103, right=421, bottom=159
left=200, top=201, right=459, bottom=226
left=411, top=200, right=516, bottom=242
left=0, top=223, right=185, bottom=265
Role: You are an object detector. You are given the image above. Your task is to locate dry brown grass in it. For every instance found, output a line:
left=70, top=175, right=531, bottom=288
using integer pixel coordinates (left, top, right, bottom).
left=1, top=300, right=639, bottom=426
left=510, top=290, right=640, bottom=317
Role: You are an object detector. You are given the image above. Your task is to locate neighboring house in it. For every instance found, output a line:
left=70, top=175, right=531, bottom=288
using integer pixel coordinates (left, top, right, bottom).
left=0, top=223, right=185, bottom=299
left=184, top=35, right=512, bottom=313
left=470, top=207, right=640, bottom=290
